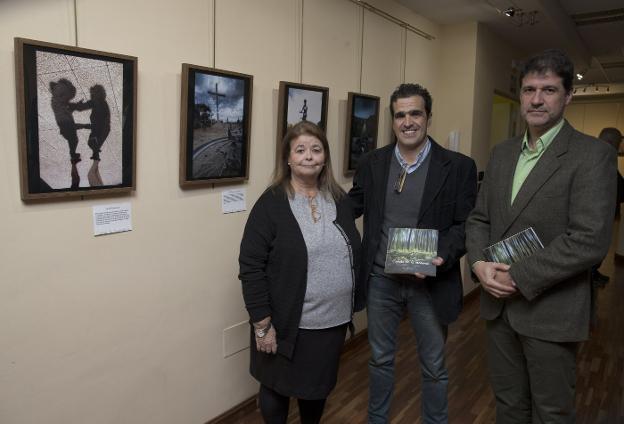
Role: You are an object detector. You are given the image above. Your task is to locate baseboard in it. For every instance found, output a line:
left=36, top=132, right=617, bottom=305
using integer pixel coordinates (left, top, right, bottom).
left=205, top=395, right=257, bottom=424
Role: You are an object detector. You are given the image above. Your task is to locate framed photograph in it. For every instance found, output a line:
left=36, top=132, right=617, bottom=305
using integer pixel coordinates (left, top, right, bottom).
left=179, top=64, right=253, bottom=187
left=14, top=37, right=137, bottom=201
left=276, top=81, right=328, bottom=157
left=344, top=92, right=380, bottom=176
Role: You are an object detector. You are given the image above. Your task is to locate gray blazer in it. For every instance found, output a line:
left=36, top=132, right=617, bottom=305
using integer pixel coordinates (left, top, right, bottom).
left=466, top=121, right=617, bottom=342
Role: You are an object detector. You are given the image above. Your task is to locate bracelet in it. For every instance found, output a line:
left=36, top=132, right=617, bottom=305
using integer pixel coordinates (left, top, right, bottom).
left=254, top=322, right=272, bottom=338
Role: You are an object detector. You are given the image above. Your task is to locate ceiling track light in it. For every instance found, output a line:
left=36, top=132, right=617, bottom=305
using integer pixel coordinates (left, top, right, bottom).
left=500, top=5, right=538, bottom=26
left=503, top=7, right=517, bottom=17
left=576, top=84, right=611, bottom=94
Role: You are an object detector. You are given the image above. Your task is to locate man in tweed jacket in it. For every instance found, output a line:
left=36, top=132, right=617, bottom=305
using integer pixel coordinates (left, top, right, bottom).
left=466, top=49, right=617, bottom=423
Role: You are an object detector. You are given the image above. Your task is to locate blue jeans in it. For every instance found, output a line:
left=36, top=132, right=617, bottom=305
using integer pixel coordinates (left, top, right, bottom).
left=367, top=273, right=449, bottom=424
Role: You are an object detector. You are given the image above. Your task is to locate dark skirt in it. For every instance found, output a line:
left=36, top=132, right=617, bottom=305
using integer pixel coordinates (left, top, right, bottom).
left=250, top=323, right=348, bottom=400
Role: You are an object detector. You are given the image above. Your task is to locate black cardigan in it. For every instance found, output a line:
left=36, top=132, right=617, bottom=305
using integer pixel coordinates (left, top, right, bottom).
left=238, top=186, right=363, bottom=359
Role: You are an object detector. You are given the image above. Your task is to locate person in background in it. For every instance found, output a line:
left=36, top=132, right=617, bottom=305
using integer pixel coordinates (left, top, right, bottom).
left=599, top=127, right=623, bottom=153
left=600, top=127, right=624, bottom=216
left=238, top=121, right=364, bottom=424
left=592, top=126, right=624, bottom=286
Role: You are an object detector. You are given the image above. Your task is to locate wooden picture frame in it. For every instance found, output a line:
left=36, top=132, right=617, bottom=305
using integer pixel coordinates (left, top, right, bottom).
left=344, top=92, right=380, bottom=176
left=276, top=81, right=329, bottom=157
left=179, top=64, right=253, bottom=187
left=14, top=37, right=137, bottom=201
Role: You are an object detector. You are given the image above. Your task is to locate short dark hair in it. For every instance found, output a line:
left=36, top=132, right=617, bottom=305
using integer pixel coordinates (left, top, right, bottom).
left=598, top=127, right=623, bottom=151
left=389, top=83, right=433, bottom=117
left=520, top=49, right=574, bottom=93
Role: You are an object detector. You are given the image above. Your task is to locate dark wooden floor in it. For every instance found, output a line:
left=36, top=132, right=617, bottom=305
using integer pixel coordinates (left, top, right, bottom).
left=226, top=239, right=624, bottom=423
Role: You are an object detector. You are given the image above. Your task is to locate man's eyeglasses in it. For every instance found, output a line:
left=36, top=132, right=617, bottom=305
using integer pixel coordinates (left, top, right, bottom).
left=394, top=168, right=407, bottom=193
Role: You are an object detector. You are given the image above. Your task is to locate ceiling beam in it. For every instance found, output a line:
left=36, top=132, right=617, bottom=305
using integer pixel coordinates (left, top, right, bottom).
left=571, top=8, right=624, bottom=26
left=536, top=0, right=591, bottom=71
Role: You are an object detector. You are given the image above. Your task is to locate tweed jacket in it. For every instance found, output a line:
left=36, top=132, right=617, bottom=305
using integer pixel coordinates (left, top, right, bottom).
left=238, top=186, right=363, bottom=360
left=465, top=121, right=617, bottom=342
left=349, top=139, right=477, bottom=325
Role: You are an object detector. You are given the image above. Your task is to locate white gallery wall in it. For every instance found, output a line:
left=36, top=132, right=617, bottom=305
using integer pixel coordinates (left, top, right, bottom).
left=565, top=98, right=624, bottom=139
left=0, top=0, right=514, bottom=422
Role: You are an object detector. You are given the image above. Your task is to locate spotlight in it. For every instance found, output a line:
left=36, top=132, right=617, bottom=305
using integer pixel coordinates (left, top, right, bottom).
left=504, top=7, right=516, bottom=17
left=576, top=73, right=584, bottom=81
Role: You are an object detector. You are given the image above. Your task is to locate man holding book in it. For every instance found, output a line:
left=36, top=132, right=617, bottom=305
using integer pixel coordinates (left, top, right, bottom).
left=349, top=83, right=477, bottom=423
left=466, top=49, right=617, bottom=423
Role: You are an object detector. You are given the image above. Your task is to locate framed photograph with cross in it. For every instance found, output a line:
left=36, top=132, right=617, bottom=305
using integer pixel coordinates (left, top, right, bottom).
left=276, top=81, right=329, bottom=161
left=14, top=37, right=137, bottom=201
left=179, top=63, right=253, bottom=188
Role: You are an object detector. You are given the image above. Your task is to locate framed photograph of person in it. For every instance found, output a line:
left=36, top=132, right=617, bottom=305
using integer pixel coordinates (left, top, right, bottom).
left=343, top=92, right=380, bottom=176
left=179, top=64, right=253, bottom=188
left=14, top=37, right=137, bottom=201
left=276, top=81, right=329, bottom=159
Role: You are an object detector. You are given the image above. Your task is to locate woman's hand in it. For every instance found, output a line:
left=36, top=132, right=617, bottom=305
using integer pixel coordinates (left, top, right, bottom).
left=253, top=317, right=278, bottom=354
left=255, top=325, right=278, bottom=354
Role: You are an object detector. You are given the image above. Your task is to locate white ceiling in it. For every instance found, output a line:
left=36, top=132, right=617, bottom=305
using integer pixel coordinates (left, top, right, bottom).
left=396, top=0, right=624, bottom=85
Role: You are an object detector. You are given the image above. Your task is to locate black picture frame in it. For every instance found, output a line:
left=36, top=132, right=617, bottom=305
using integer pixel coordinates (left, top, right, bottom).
left=14, top=37, right=137, bottom=201
left=344, top=92, right=380, bottom=176
left=179, top=64, right=253, bottom=187
left=276, top=81, right=329, bottom=159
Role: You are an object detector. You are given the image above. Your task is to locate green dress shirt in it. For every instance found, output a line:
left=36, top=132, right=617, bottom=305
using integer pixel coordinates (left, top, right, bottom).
left=511, top=119, right=565, bottom=204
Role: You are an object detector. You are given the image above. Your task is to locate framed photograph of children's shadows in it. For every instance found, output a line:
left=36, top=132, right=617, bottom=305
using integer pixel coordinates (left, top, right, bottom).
left=14, top=37, right=137, bottom=201
left=179, top=64, right=253, bottom=188
left=344, top=92, right=380, bottom=176
left=276, top=81, right=329, bottom=160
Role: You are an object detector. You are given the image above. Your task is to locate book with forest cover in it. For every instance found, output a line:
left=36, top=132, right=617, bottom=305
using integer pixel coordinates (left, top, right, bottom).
left=384, top=228, right=438, bottom=276
left=483, top=227, right=544, bottom=265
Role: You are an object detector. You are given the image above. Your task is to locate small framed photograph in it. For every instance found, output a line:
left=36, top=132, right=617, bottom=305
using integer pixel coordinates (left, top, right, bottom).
left=344, top=92, right=380, bottom=176
left=276, top=81, right=328, bottom=156
left=14, top=37, right=137, bottom=201
left=179, top=64, right=253, bottom=187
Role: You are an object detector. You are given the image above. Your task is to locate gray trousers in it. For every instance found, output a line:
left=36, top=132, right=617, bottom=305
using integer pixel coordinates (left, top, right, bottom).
left=486, top=309, right=578, bottom=424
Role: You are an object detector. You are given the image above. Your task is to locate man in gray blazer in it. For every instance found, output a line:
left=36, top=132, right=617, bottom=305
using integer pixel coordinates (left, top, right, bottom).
left=466, top=49, right=617, bottom=423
